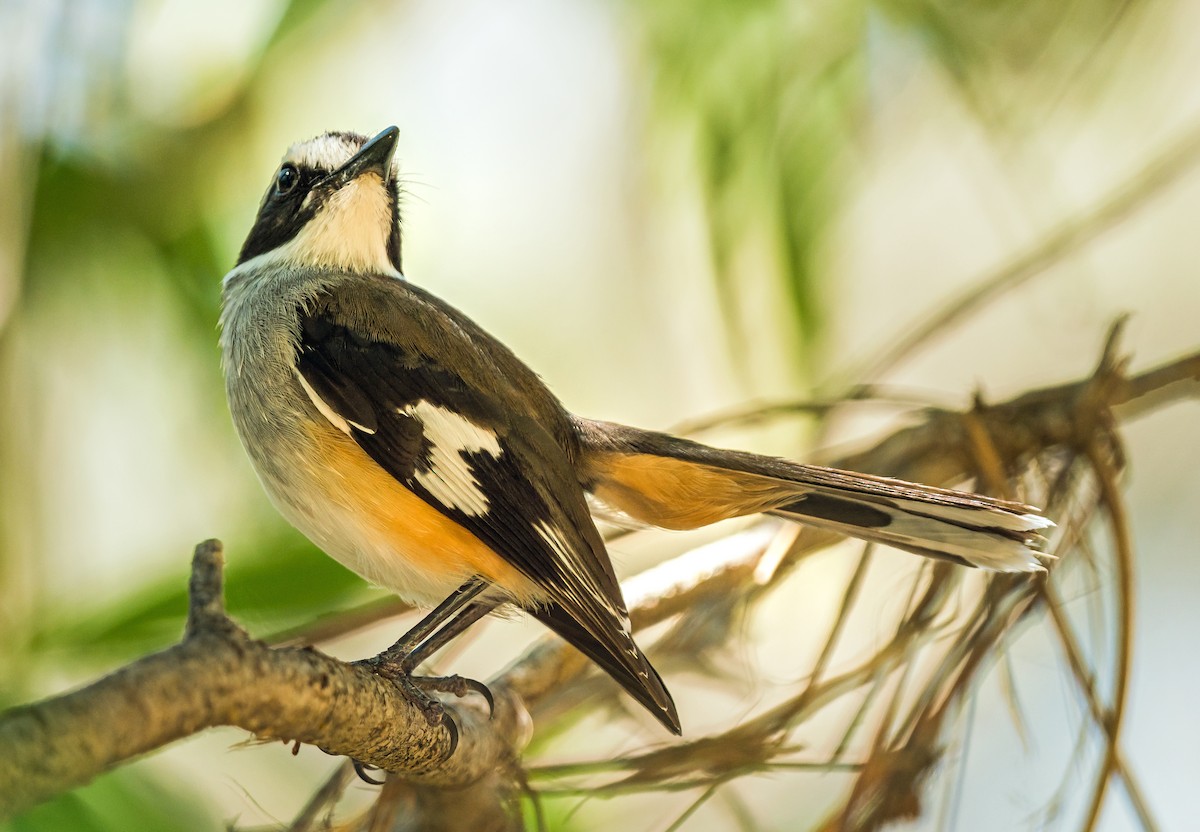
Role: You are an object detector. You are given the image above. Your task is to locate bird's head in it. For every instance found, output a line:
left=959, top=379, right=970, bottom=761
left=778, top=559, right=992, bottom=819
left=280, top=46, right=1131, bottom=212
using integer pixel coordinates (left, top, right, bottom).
left=235, top=127, right=403, bottom=276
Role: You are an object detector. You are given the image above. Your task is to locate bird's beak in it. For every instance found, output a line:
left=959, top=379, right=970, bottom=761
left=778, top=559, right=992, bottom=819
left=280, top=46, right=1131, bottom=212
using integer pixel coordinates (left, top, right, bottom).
left=335, top=126, right=399, bottom=184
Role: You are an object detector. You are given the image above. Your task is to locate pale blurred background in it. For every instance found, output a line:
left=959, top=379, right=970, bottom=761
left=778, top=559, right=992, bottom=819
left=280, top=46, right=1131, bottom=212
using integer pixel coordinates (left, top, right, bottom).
left=1, top=0, right=1198, bottom=829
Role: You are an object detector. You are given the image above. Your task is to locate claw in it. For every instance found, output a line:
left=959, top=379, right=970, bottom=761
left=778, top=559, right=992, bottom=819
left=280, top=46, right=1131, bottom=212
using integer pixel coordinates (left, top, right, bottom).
left=439, top=710, right=460, bottom=759
left=410, top=674, right=494, bottom=714
left=465, top=677, right=495, bottom=717
left=352, top=759, right=385, bottom=786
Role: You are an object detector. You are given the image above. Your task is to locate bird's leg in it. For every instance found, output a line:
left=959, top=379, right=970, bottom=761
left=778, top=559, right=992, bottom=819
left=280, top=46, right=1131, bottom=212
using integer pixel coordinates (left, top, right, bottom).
left=357, top=578, right=499, bottom=755
left=386, top=602, right=496, bottom=720
left=373, top=577, right=489, bottom=666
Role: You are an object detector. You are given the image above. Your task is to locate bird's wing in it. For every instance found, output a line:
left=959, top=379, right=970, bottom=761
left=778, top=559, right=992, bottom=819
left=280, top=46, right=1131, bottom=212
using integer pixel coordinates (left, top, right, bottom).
left=294, top=283, right=678, bottom=731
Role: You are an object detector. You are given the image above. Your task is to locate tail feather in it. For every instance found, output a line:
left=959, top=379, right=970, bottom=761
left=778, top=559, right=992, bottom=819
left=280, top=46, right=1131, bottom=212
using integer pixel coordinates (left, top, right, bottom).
left=530, top=602, right=681, bottom=734
left=772, top=491, right=1050, bottom=572
left=575, top=419, right=1053, bottom=573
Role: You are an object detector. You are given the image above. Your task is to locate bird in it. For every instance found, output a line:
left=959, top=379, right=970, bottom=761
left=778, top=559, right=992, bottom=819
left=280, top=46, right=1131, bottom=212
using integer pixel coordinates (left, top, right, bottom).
left=219, top=125, right=1053, bottom=744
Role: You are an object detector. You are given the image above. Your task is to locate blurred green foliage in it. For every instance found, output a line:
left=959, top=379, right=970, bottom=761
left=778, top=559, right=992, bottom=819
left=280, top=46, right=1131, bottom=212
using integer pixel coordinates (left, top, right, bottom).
left=637, top=0, right=866, bottom=373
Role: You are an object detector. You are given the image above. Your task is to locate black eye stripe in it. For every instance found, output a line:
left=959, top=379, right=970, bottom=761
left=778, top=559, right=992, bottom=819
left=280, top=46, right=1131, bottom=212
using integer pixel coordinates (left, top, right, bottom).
left=236, top=166, right=321, bottom=264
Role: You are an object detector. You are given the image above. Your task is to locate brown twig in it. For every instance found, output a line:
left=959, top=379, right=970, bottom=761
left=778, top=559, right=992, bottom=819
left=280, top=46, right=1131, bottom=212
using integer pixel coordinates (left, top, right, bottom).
left=1040, top=581, right=1160, bottom=832
left=287, top=759, right=356, bottom=832
left=1079, top=442, right=1136, bottom=832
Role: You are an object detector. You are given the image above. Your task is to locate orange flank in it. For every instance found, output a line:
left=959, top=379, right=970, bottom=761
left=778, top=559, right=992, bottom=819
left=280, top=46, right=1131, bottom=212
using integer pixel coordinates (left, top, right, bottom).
left=304, top=420, right=543, bottom=605
left=587, top=452, right=789, bottom=531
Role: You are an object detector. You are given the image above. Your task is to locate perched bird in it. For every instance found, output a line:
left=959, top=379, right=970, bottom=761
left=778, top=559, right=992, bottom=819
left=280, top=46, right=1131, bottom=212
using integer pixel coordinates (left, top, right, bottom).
left=220, top=126, right=1052, bottom=742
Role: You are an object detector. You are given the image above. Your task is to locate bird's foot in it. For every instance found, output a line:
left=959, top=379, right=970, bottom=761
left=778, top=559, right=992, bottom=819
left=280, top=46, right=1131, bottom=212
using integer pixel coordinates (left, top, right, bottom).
left=357, top=658, right=495, bottom=759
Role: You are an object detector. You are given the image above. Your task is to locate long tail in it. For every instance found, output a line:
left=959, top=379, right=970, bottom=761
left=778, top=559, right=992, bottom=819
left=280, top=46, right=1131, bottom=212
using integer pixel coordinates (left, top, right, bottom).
left=767, top=483, right=1052, bottom=571
left=530, top=601, right=681, bottom=734
left=575, top=419, right=1052, bottom=573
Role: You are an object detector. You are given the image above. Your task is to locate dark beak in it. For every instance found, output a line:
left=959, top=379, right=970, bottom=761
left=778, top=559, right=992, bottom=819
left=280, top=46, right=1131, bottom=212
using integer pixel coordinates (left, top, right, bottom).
left=335, top=126, right=399, bottom=183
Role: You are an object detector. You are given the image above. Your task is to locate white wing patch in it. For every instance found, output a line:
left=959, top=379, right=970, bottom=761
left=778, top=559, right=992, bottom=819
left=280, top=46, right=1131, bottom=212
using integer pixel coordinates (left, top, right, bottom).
left=404, top=400, right=502, bottom=517
left=296, top=368, right=376, bottom=435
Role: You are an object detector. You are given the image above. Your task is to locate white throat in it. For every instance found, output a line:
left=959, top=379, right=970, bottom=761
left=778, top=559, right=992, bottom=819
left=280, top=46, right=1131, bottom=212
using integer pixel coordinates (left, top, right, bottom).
left=292, top=173, right=394, bottom=273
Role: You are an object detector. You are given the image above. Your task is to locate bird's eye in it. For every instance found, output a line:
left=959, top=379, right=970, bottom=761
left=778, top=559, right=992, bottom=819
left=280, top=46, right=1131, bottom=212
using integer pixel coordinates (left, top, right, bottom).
left=275, top=164, right=300, bottom=196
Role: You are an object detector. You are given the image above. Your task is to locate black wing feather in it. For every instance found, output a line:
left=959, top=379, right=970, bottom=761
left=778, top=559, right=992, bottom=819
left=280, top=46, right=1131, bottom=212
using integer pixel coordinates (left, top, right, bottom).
left=531, top=602, right=680, bottom=733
